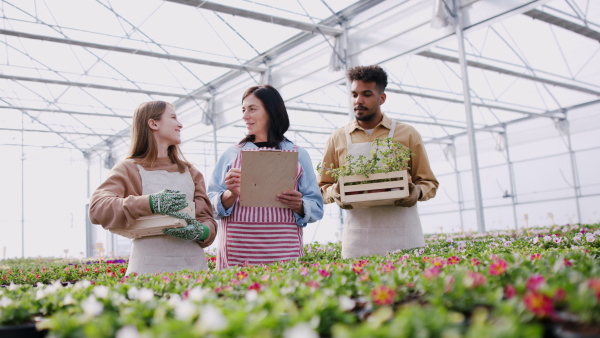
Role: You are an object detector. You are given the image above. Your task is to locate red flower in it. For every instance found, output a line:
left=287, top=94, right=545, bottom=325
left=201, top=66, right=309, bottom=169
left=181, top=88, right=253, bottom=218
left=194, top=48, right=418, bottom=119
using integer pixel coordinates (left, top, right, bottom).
left=35, top=274, right=40, bottom=279
left=447, top=256, right=460, bottom=265
left=2, top=275, right=6, bottom=280
left=526, top=274, right=545, bottom=291
left=93, top=267, right=99, bottom=273
left=470, top=258, right=481, bottom=266
left=554, top=288, right=566, bottom=302
left=248, top=282, right=261, bottom=292
left=352, top=263, right=364, bottom=274
left=236, top=271, right=248, bottom=280
left=119, top=268, right=126, bottom=274
left=422, top=256, right=431, bottom=263
left=524, top=292, right=554, bottom=317
left=563, top=258, right=572, bottom=267
left=108, top=272, right=116, bottom=277
left=505, top=284, right=516, bottom=299
left=318, top=269, right=330, bottom=277
left=371, top=285, right=395, bottom=305
left=106, top=268, right=112, bottom=273
left=489, top=259, right=507, bottom=276
left=530, top=253, right=541, bottom=260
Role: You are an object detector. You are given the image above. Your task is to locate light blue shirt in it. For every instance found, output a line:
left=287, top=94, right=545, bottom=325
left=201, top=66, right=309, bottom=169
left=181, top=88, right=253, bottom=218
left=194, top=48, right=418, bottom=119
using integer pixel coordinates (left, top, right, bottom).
left=208, top=139, right=324, bottom=227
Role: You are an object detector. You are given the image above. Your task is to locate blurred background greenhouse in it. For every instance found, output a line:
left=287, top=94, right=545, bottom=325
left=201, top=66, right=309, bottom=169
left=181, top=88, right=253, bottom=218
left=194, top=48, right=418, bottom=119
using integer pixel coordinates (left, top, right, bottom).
left=1, top=0, right=598, bottom=258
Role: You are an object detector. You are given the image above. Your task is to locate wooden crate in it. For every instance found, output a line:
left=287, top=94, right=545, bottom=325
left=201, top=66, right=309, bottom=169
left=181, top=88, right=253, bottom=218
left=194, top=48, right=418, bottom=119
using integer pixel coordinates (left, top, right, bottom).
left=339, top=170, right=409, bottom=208
left=109, top=204, right=195, bottom=239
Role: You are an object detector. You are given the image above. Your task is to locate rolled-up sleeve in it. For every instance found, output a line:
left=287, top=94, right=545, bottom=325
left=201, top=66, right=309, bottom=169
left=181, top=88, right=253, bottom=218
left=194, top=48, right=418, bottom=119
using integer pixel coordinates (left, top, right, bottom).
left=295, top=147, right=324, bottom=227
left=207, top=146, right=238, bottom=219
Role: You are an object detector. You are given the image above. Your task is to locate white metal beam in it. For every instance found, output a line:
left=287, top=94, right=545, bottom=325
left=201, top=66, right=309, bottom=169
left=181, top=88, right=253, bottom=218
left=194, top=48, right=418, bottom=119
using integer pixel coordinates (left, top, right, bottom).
left=163, top=0, right=343, bottom=36
left=0, top=105, right=130, bottom=119
left=0, top=28, right=266, bottom=73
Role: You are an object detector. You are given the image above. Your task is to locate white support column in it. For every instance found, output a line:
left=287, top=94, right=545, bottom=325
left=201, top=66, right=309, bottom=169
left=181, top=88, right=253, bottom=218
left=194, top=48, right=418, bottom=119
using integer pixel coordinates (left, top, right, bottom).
left=452, top=0, right=486, bottom=233
left=559, top=117, right=583, bottom=224
left=501, top=128, right=519, bottom=229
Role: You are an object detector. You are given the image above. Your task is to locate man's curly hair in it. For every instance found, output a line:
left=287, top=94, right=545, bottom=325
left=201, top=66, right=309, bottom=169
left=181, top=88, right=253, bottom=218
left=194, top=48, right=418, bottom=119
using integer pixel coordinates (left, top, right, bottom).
left=347, top=65, right=388, bottom=93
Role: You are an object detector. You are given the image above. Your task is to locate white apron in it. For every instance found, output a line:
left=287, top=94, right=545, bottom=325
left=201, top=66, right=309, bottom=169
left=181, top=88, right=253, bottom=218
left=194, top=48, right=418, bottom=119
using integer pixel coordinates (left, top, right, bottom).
left=342, top=121, right=425, bottom=259
left=125, top=165, right=208, bottom=275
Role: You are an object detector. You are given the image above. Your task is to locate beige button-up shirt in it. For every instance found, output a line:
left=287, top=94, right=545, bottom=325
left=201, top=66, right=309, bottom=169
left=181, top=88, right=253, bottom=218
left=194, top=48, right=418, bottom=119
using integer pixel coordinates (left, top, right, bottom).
left=318, top=113, right=439, bottom=204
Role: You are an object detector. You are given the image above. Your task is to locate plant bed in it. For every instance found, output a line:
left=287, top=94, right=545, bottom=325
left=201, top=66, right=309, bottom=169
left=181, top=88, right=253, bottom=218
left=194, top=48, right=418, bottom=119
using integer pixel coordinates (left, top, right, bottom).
left=0, top=322, right=47, bottom=338
left=339, top=170, right=409, bottom=208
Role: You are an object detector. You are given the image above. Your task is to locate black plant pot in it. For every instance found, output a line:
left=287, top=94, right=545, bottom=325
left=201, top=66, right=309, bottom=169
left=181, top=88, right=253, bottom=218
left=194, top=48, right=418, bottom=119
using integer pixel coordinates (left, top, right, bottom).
left=0, top=323, right=48, bottom=338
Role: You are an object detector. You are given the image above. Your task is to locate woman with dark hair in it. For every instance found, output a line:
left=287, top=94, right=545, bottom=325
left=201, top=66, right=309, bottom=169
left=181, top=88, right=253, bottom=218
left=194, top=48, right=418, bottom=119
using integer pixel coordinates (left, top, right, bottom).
left=89, top=101, right=217, bottom=275
left=208, top=85, right=324, bottom=269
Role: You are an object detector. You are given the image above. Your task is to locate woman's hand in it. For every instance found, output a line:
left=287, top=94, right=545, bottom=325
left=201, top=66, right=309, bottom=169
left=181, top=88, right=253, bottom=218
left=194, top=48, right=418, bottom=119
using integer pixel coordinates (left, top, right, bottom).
left=277, top=190, right=304, bottom=216
left=224, top=168, right=242, bottom=197
left=221, top=168, right=241, bottom=209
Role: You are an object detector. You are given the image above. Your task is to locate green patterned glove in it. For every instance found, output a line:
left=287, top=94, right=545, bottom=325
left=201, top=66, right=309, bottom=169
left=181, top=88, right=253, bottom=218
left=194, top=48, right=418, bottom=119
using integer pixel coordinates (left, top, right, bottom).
left=162, top=220, right=209, bottom=241
left=149, top=189, right=188, bottom=215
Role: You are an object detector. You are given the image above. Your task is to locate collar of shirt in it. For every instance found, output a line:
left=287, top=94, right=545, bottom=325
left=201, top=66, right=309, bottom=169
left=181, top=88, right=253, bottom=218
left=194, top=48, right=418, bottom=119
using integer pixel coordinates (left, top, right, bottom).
left=349, top=113, right=393, bottom=133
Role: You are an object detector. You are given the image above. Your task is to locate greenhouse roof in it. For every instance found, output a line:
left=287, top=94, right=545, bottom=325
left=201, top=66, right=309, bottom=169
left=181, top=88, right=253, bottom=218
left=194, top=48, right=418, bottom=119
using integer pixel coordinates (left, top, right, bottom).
left=1, top=0, right=599, bottom=159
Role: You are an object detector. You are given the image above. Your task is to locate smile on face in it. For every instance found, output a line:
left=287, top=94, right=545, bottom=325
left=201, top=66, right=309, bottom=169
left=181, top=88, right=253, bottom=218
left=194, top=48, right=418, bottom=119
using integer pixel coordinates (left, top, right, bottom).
left=351, top=80, right=386, bottom=125
left=152, top=104, right=182, bottom=146
left=242, top=93, right=269, bottom=142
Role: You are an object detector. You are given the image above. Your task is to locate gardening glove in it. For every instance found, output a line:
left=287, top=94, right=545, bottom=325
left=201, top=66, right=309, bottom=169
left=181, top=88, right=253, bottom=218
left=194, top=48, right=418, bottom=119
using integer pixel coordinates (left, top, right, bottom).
left=149, top=189, right=188, bottom=215
left=162, top=219, right=210, bottom=241
left=332, top=182, right=353, bottom=210
left=394, top=183, right=420, bottom=208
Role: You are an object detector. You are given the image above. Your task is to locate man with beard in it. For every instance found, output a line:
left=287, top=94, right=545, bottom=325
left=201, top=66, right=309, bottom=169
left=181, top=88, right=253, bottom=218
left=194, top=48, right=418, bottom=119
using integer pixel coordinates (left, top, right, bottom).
left=318, top=65, right=439, bottom=259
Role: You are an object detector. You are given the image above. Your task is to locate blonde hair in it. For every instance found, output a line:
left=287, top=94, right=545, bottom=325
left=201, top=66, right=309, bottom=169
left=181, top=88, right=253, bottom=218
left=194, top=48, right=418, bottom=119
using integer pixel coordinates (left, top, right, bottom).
left=127, top=100, right=191, bottom=173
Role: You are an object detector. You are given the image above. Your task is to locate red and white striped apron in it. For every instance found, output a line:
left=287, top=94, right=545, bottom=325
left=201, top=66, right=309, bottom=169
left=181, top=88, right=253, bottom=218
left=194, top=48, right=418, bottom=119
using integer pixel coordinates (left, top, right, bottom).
left=217, top=145, right=304, bottom=270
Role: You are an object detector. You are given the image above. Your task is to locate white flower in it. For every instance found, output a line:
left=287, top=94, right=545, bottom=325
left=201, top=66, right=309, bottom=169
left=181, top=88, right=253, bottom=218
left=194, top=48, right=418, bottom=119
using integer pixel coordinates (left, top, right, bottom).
left=167, top=294, right=182, bottom=307
left=116, top=325, right=140, bottom=338
left=503, top=241, right=512, bottom=247
left=543, top=236, right=552, bottom=242
left=138, top=288, right=155, bottom=302
left=63, top=294, right=75, bottom=305
left=446, top=238, right=454, bottom=243
left=197, top=305, right=227, bottom=332
left=81, top=296, right=103, bottom=317
left=283, top=323, right=319, bottom=338
left=572, top=236, right=581, bottom=243
left=74, top=280, right=92, bottom=290
left=187, top=287, right=208, bottom=301
left=93, top=285, right=110, bottom=299
left=553, top=237, right=562, bottom=244
left=0, top=296, right=13, bottom=308
left=245, top=289, right=258, bottom=302
left=174, top=300, right=197, bottom=321
left=127, top=287, right=139, bottom=300
left=594, top=230, right=600, bottom=236
left=586, top=235, right=596, bottom=242
left=338, top=296, right=356, bottom=311
left=8, top=283, right=18, bottom=291
left=532, top=237, right=539, bottom=244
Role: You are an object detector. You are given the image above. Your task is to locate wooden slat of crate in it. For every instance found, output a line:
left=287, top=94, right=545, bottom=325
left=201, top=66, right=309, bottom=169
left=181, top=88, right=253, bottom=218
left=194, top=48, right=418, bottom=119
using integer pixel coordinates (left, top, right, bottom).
left=109, top=204, right=194, bottom=239
left=339, top=170, right=409, bottom=208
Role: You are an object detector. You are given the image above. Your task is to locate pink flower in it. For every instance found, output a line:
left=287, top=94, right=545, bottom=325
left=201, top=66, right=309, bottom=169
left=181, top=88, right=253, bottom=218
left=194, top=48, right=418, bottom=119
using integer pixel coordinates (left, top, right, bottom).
left=447, top=256, right=460, bottom=265
left=563, top=258, right=572, bottom=267
left=554, top=288, right=566, bottom=302
left=371, top=285, right=395, bottom=305
left=306, top=280, right=320, bottom=289
left=248, top=282, right=261, bottom=292
left=470, top=258, right=481, bottom=266
left=359, top=272, right=370, bottom=282
left=505, top=285, right=516, bottom=299
left=489, top=259, right=507, bottom=276
left=464, top=271, right=486, bottom=288
left=524, top=292, right=554, bottom=317
left=431, top=257, right=445, bottom=267
left=423, top=266, right=441, bottom=279
left=380, top=263, right=395, bottom=273
left=298, top=267, right=309, bottom=277
left=352, top=263, right=364, bottom=274
left=422, top=256, right=431, bottom=263
left=526, top=274, right=545, bottom=291
left=530, top=253, right=541, bottom=260
left=318, top=269, right=330, bottom=277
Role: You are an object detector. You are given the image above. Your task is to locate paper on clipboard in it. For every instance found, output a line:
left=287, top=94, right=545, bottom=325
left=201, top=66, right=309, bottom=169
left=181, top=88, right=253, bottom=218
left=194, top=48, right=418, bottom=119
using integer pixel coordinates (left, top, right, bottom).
left=240, top=150, right=298, bottom=208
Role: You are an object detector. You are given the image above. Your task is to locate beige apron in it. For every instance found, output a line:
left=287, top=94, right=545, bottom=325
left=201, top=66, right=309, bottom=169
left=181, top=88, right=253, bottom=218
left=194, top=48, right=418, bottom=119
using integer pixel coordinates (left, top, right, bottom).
left=342, top=121, right=425, bottom=259
left=125, top=165, right=208, bottom=275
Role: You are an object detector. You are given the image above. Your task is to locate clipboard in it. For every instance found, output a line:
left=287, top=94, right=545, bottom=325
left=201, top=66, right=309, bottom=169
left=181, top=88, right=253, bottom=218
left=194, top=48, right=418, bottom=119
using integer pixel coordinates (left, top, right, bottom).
left=240, top=150, right=298, bottom=208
